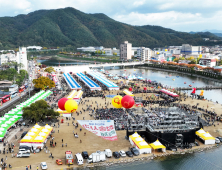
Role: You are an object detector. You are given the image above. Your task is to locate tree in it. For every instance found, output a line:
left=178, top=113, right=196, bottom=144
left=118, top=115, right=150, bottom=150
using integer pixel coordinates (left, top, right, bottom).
left=33, top=76, right=55, bottom=90
left=44, top=67, right=55, bottom=73
left=113, top=52, right=117, bottom=56
left=103, top=51, right=105, bottom=54
left=22, top=100, right=59, bottom=122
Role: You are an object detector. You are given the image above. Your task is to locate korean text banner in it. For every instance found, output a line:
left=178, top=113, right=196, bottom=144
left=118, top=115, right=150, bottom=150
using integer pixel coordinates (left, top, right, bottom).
left=77, top=120, right=117, bottom=141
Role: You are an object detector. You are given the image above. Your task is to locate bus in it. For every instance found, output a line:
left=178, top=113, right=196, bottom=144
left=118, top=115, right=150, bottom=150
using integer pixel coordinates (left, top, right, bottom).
left=19, top=86, right=26, bottom=93
left=10, top=91, right=18, bottom=98
left=1, top=95, right=10, bottom=103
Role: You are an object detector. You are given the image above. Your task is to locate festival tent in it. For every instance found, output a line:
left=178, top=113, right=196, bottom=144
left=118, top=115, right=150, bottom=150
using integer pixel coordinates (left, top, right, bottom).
left=195, top=128, right=206, bottom=136
left=20, top=124, right=53, bottom=149
left=67, top=90, right=77, bottom=99
left=129, top=132, right=152, bottom=154
left=123, top=89, right=134, bottom=96
left=160, top=89, right=179, bottom=97
left=199, top=132, right=215, bottom=145
left=150, top=140, right=166, bottom=152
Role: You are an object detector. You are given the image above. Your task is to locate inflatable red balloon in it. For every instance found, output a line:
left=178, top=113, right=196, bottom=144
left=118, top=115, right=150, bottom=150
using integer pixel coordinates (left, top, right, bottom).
left=129, top=87, right=132, bottom=91
left=121, top=95, right=135, bottom=109
left=58, top=98, right=68, bottom=110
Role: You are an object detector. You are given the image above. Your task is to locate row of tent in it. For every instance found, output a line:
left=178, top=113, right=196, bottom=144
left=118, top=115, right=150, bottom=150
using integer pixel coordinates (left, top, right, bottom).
left=196, top=128, right=215, bottom=145
left=129, top=132, right=166, bottom=154
left=20, top=124, right=53, bottom=148
left=0, top=90, right=52, bottom=140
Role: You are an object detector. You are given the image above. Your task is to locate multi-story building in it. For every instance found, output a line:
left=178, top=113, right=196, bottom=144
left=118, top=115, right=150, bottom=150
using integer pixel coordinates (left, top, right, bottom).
left=0, top=47, right=28, bottom=72
left=137, top=47, right=152, bottom=61
left=120, top=41, right=132, bottom=60
left=17, top=47, right=28, bottom=71
left=181, top=44, right=202, bottom=55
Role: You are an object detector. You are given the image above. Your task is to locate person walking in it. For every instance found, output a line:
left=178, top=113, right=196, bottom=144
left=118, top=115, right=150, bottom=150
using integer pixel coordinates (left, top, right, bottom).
left=26, top=166, right=28, bottom=170
left=62, top=139, right=63, bottom=143
left=37, top=166, right=38, bottom=170
left=55, top=142, right=56, bottom=146
left=30, top=164, right=31, bottom=169
left=58, top=130, right=59, bottom=133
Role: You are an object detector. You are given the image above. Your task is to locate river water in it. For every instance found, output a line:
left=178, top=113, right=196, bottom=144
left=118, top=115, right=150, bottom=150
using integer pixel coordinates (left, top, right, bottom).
left=108, top=68, right=222, bottom=104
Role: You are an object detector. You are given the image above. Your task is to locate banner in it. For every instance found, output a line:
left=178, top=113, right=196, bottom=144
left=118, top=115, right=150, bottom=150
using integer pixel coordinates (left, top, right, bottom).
left=77, top=120, right=117, bottom=141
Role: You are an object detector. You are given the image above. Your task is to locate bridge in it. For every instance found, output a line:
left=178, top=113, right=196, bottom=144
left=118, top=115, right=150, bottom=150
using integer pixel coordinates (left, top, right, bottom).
left=53, top=62, right=144, bottom=73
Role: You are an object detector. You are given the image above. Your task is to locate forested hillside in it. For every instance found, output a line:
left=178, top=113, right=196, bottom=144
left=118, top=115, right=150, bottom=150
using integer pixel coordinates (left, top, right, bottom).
left=0, top=7, right=221, bottom=49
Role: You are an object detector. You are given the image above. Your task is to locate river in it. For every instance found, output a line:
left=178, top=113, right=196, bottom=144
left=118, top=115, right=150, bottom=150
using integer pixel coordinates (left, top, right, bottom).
left=108, top=68, right=222, bottom=104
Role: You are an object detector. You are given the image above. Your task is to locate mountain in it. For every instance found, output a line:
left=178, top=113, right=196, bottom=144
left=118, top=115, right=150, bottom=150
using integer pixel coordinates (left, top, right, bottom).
left=0, top=7, right=221, bottom=50
left=190, top=31, right=222, bottom=38
left=202, top=29, right=222, bottom=33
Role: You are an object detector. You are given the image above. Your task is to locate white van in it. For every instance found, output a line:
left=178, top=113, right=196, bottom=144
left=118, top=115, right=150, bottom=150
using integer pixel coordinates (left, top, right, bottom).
left=104, top=149, right=112, bottom=158
left=75, top=153, right=83, bottom=165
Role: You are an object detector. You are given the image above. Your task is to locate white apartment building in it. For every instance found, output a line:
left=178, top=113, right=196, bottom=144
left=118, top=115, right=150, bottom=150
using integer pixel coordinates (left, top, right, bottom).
left=181, top=44, right=202, bottom=55
left=120, top=41, right=132, bottom=60
left=17, top=47, right=28, bottom=71
left=0, top=53, right=17, bottom=64
left=0, top=47, right=28, bottom=72
left=137, top=47, right=152, bottom=61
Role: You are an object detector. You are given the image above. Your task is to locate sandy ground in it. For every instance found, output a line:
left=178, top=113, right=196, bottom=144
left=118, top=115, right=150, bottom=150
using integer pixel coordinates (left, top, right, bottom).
left=2, top=79, right=222, bottom=170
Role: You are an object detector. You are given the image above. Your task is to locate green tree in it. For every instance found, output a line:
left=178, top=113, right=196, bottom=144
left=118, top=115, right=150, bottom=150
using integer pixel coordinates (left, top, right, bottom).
left=33, top=76, right=55, bottom=90
left=22, top=100, right=59, bottom=122
left=103, top=51, right=105, bottom=54
left=44, top=67, right=55, bottom=73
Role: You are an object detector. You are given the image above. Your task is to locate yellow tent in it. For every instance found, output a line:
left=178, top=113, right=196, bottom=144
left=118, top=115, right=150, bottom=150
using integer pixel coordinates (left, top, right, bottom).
left=129, top=132, right=151, bottom=153
left=150, top=140, right=166, bottom=149
left=20, top=135, right=33, bottom=143
left=199, top=132, right=215, bottom=140
left=33, top=135, right=45, bottom=143
left=123, top=89, right=134, bottom=96
left=196, top=128, right=206, bottom=136
left=67, top=90, right=77, bottom=99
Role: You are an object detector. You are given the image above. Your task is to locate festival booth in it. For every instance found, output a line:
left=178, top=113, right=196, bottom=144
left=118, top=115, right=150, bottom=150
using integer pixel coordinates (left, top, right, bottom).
left=74, top=90, right=83, bottom=103
left=56, top=109, right=71, bottom=117
left=67, top=90, right=77, bottom=99
left=160, top=89, right=179, bottom=97
left=20, top=124, right=53, bottom=149
left=150, top=140, right=166, bottom=152
left=123, top=89, right=134, bottom=97
left=129, top=132, right=152, bottom=154
left=196, top=129, right=215, bottom=145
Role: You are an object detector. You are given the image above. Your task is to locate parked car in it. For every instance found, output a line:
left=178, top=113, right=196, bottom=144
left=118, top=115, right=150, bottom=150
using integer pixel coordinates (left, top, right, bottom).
left=19, top=145, right=31, bottom=151
left=113, top=151, right=120, bottom=158
left=126, top=151, right=133, bottom=157
left=56, top=159, right=62, bottom=165
left=216, top=137, right=222, bottom=142
left=119, top=150, right=126, bottom=157
left=82, top=151, right=89, bottom=159
left=130, top=148, right=139, bottom=156
left=40, top=162, right=47, bottom=169
left=21, top=131, right=28, bottom=139
left=104, top=149, right=112, bottom=158
left=215, top=138, right=220, bottom=144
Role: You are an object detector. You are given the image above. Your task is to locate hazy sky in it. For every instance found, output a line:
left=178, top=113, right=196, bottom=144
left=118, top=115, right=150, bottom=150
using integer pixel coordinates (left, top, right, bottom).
left=1, top=0, right=222, bottom=32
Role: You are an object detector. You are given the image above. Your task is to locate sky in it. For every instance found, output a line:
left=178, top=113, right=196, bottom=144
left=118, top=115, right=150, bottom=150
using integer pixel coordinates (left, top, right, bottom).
left=1, top=0, right=222, bottom=32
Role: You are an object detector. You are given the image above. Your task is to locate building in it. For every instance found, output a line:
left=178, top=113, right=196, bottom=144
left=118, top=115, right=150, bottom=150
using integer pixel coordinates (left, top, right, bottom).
left=120, top=41, right=132, bottom=60
left=0, top=53, right=17, bottom=65
left=137, top=47, right=152, bottom=61
left=0, top=47, right=28, bottom=71
left=77, top=47, right=96, bottom=52
left=27, top=46, right=42, bottom=50
left=17, top=47, right=28, bottom=71
left=181, top=44, right=202, bottom=55
left=199, top=58, right=216, bottom=67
